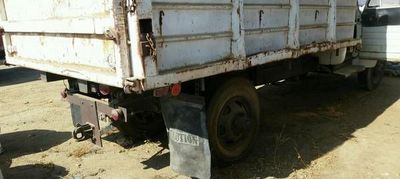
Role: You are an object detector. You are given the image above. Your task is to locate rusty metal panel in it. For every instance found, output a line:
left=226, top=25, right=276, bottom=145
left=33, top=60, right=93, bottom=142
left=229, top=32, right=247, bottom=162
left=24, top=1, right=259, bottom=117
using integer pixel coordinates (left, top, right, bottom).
left=243, top=1, right=290, bottom=55
left=0, top=0, right=135, bottom=88
left=136, top=0, right=359, bottom=90
left=299, top=0, right=330, bottom=45
left=1, top=0, right=360, bottom=91
left=150, top=1, right=235, bottom=72
left=337, top=0, right=357, bottom=41
left=142, top=39, right=361, bottom=90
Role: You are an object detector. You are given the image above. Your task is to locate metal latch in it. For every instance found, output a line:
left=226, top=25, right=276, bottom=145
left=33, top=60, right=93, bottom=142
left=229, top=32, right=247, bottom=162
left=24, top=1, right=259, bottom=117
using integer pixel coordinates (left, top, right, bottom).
left=127, top=0, right=137, bottom=13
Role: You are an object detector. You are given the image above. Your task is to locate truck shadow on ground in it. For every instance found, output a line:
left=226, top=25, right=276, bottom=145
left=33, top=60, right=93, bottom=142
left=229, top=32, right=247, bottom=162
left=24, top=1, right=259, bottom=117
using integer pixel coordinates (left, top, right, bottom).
left=103, top=132, right=171, bottom=170
left=0, top=66, right=40, bottom=87
left=0, top=130, right=70, bottom=178
left=112, top=74, right=400, bottom=178
left=212, top=74, right=400, bottom=178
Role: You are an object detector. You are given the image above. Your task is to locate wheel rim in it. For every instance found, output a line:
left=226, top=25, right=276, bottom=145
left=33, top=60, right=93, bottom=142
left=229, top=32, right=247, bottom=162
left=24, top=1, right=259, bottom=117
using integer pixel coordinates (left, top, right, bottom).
left=215, top=96, right=255, bottom=157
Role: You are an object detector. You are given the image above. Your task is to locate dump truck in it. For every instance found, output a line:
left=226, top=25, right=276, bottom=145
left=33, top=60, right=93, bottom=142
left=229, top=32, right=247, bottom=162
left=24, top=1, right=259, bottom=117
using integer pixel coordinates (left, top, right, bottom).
left=1, top=0, right=399, bottom=178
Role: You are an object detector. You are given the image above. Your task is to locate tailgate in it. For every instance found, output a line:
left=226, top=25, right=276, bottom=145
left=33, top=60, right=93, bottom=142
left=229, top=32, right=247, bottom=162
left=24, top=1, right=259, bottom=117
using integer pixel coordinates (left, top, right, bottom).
left=0, top=0, right=137, bottom=87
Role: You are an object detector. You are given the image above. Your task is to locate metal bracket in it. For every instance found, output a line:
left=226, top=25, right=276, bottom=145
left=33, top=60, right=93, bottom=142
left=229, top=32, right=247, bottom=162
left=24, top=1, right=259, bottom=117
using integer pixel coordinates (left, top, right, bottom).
left=68, top=94, right=102, bottom=146
left=124, top=80, right=144, bottom=94
left=104, top=28, right=118, bottom=41
left=127, top=0, right=137, bottom=13
left=67, top=93, right=128, bottom=146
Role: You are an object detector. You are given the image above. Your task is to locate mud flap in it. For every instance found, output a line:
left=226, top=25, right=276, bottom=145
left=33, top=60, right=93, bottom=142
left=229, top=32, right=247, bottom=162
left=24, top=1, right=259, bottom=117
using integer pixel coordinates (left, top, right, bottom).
left=160, top=94, right=211, bottom=179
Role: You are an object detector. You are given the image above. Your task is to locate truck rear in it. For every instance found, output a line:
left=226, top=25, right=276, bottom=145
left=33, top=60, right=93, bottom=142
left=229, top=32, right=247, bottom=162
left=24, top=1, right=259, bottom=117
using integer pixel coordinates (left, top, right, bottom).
left=1, top=0, right=394, bottom=178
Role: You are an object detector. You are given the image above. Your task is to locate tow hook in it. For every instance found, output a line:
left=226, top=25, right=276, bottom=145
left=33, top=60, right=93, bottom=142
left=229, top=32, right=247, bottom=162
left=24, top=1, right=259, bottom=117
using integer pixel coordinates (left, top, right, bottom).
left=72, top=123, right=94, bottom=142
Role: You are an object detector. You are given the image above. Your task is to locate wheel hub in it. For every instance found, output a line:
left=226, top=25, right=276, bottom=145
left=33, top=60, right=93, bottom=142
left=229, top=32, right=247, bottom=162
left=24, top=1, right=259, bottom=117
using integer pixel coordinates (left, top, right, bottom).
left=217, top=97, right=253, bottom=149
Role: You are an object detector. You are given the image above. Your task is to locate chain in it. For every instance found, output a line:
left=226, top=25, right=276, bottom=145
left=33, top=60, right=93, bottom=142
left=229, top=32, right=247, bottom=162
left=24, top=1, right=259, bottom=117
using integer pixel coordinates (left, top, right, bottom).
left=146, top=33, right=157, bottom=57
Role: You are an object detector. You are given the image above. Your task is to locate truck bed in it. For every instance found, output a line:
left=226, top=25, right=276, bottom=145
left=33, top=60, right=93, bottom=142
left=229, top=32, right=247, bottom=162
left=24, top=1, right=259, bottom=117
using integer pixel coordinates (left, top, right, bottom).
left=0, top=0, right=360, bottom=91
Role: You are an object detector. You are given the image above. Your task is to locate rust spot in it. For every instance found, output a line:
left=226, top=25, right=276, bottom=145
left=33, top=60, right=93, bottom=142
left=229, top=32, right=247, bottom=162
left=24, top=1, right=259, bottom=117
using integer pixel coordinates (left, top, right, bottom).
left=248, top=59, right=252, bottom=67
left=175, top=57, right=237, bottom=75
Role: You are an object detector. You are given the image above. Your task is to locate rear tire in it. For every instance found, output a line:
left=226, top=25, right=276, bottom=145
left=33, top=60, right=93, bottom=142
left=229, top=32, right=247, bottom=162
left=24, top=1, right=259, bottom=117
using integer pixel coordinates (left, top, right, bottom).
left=207, top=78, right=260, bottom=163
left=358, top=60, right=386, bottom=91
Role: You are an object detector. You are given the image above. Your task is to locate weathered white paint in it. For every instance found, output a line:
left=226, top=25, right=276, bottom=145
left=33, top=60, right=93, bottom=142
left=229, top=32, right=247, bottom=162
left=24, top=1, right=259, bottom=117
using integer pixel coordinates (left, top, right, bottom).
left=2, top=18, right=113, bottom=35
left=337, top=0, right=358, bottom=40
left=360, top=25, right=400, bottom=62
left=0, top=0, right=131, bottom=87
left=151, top=1, right=234, bottom=71
left=327, top=0, right=337, bottom=42
left=0, top=0, right=360, bottom=91
left=142, top=40, right=361, bottom=90
left=127, top=5, right=145, bottom=80
left=288, top=0, right=300, bottom=49
left=231, top=0, right=246, bottom=59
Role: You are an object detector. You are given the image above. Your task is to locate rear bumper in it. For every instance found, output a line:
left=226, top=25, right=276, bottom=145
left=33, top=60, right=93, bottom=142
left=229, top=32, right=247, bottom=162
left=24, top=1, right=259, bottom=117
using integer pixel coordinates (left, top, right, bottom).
left=66, top=92, right=127, bottom=146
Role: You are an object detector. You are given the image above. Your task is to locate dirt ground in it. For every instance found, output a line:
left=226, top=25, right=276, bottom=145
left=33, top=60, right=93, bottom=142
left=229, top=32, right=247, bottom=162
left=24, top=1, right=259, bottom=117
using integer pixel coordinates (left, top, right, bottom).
left=1, top=65, right=400, bottom=179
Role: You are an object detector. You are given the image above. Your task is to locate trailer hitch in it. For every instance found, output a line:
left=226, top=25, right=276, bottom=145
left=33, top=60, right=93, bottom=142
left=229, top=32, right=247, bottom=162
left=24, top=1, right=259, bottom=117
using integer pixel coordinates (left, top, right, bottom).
left=72, top=123, right=94, bottom=142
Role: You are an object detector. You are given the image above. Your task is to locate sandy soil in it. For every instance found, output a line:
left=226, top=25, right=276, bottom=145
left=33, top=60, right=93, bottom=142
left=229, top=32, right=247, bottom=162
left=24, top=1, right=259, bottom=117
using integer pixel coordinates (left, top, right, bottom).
left=1, top=65, right=400, bottom=179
